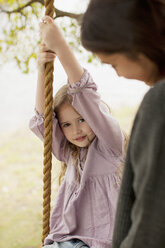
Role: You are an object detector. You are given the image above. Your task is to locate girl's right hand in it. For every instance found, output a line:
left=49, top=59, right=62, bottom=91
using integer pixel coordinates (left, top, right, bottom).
left=39, top=16, right=66, bottom=54
left=37, top=43, right=56, bottom=73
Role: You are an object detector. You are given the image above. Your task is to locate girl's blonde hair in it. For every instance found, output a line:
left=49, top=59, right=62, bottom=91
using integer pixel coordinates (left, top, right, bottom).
left=53, top=84, right=129, bottom=185
left=53, top=85, right=87, bottom=184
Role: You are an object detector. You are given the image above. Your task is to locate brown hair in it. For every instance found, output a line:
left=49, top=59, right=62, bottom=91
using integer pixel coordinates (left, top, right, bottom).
left=81, top=0, right=165, bottom=75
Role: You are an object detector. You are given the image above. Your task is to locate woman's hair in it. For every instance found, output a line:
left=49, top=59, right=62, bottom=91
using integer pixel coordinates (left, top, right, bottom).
left=54, top=84, right=129, bottom=185
left=81, top=0, right=165, bottom=74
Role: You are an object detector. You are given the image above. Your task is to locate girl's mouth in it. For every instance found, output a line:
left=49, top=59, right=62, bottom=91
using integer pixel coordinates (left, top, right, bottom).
left=75, top=136, right=86, bottom=142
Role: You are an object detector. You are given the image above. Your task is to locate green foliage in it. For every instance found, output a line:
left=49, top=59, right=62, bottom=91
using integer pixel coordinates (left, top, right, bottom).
left=0, top=0, right=95, bottom=73
left=0, top=1, right=44, bottom=72
left=0, top=0, right=15, bottom=4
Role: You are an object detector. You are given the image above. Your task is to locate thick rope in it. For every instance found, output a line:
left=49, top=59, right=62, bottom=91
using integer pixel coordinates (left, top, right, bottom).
left=42, top=0, right=55, bottom=245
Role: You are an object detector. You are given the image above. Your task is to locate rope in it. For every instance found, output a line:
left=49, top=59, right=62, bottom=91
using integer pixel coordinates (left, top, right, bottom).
left=42, top=0, right=55, bottom=245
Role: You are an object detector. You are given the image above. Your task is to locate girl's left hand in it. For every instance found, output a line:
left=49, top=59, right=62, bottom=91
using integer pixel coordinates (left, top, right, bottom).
left=37, top=43, right=56, bottom=73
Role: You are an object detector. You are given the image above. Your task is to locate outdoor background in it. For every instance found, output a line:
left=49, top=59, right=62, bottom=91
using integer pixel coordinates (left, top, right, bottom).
left=0, top=0, right=149, bottom=247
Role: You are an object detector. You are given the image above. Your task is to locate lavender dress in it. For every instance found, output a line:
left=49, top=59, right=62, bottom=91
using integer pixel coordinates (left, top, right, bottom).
left=29, top=70, right=124, bottom=248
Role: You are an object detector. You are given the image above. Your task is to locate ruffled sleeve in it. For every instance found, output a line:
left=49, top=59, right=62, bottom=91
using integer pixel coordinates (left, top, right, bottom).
left=68, top=69, right=124, bottom=156
left=29, top=109, right=68, bottom=162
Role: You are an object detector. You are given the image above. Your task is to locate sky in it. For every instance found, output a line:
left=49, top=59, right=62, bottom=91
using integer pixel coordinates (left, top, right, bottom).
left=54, top=0, right=88, bottom=12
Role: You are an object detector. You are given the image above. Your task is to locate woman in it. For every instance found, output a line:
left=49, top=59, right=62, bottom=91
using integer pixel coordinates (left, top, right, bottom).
left=81, top=0, right=165, bottom=247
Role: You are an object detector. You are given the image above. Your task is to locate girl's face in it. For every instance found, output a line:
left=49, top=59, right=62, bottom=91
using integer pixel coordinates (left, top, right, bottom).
left=58, top=103, right=95, bottom=147
left=96, top=52, right=159, bottom=86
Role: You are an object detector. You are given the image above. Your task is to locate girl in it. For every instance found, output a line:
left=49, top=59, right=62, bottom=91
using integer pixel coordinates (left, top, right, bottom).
left=29, top=16, right=125, bottom=248
left=81, top=0, right=165, bottom=248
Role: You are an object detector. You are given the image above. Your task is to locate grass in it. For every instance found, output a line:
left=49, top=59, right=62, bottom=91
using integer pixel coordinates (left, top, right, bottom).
left=0, top=129, right=43, bottom=248
left=0, top=104, right=138, bottom=248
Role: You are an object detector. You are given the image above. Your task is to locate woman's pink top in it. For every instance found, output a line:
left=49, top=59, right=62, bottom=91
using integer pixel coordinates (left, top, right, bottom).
left=29, top=70, right=124, bottom=248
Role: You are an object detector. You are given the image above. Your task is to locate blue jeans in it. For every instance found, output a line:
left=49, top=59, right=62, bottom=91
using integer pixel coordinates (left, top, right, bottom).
left=43, top=239, right=89, bottom=248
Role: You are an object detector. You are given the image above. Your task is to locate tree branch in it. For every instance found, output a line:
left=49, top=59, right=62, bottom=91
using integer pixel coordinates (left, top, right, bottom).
left=0, top=0, right=83, bottom=23
left=0, top=0, right=44, bottom=14
left=55, top=8, right=83, bottom=23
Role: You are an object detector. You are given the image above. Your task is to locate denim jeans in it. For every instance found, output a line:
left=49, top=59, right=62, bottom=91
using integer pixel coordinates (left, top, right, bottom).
left=43, top=239, right=89, bottom=248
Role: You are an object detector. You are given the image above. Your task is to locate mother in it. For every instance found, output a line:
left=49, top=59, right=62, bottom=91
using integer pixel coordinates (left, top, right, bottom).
left=81, top=0, right=165, bottom=247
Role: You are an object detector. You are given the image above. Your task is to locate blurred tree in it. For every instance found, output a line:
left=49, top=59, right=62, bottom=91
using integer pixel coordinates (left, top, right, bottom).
left=0, top=0, right=95, bottom=73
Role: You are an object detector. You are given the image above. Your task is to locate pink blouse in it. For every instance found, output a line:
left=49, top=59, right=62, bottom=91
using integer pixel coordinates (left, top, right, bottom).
left=29, top=70, right=124, bottom=248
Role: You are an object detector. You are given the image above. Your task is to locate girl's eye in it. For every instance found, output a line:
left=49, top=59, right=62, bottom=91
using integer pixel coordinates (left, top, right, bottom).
left=62, top=123, right=70, bottom=128
left=79, top=118, right=85, bottom=123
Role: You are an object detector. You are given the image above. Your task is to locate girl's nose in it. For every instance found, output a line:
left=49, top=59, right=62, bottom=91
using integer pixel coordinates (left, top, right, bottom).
left=72, top=123, right=81, bottom=134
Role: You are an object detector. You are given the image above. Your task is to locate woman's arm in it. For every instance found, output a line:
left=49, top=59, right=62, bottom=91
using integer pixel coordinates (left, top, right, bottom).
left=39, top=16, right=84, bottom=86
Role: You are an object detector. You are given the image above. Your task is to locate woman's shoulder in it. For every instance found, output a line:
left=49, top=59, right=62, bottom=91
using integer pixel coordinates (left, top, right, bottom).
left=146, top=78, right=165, bottom=99
left=131, top=78, right=165, bottom=136
left=141, top=78, right=165, bottom=113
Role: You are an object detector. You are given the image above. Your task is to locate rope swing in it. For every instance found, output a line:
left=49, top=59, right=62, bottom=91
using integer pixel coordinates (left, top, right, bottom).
left=42, top=0, right=55, bottom=245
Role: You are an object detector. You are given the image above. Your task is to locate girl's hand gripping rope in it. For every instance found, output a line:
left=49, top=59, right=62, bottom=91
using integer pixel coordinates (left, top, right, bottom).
left=37, top=43, right=56, bottom=73
left=39, top=16, right=65, bottom=55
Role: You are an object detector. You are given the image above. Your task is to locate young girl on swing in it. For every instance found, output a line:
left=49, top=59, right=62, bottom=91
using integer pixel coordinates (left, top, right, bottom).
left=81, top=0, right=165, bottom=247
left=29, top=16, right=125, bottom=248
